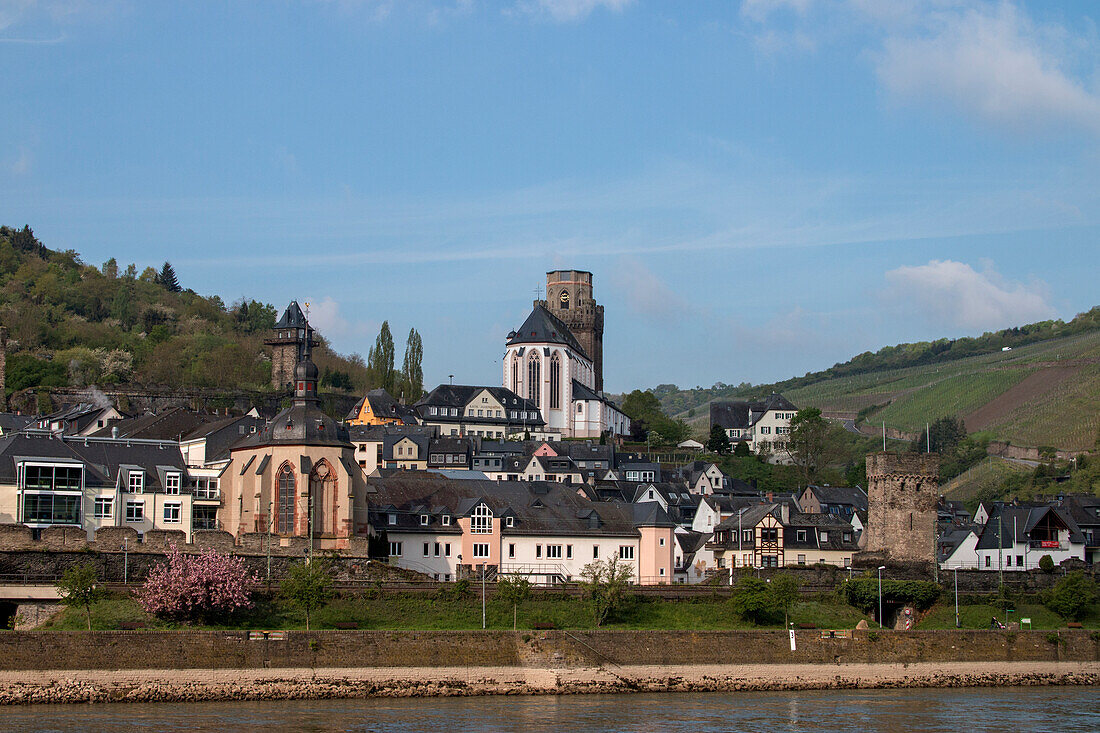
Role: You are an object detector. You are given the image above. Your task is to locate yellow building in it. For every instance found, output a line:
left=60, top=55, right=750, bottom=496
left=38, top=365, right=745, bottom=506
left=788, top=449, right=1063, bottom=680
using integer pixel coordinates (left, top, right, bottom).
left=346, top=388, right=418, bottom=427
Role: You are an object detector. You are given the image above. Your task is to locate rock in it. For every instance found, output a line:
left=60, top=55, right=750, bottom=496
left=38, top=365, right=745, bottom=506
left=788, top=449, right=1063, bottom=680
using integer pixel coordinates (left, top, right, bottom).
left=856, top=620, right=869, bottom=630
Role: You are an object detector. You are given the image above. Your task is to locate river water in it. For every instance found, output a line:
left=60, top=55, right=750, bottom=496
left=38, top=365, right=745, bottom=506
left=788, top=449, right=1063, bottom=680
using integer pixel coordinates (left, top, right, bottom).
left=1, top=687, right=1097, bottom=732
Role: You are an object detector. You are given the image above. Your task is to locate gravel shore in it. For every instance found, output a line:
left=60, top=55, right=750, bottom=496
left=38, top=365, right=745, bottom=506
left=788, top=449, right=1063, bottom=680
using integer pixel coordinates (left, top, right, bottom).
left=0, top=662, right=1097, bottom=705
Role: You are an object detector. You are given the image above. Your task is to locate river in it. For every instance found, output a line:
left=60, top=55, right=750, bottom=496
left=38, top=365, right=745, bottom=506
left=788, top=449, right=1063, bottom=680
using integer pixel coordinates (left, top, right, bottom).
left=1, top=686, right=1097, bottom=731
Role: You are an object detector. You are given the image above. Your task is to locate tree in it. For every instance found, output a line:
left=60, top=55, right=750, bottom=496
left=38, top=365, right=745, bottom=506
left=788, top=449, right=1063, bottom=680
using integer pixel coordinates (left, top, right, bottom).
left=578, top=555, right=633, bottom=627
left=1038, top=554, right=1055, bottom=573
left=1047, top=571, right=1098, bottom=621
left=733, top=440, right=751, bottom=457
left=731, top=576, right=774, bottom=625
left=910, top=416, right=966, bottom=454
left=785, top=408, right=831, bottom=486
left=57, top=563, right=106, bottom=630
left=399, top=327, right=423, bottom=403
left=367, top=321, right=396, bottom=394
left=137, top=548, right=258, bottom=623
left=281, top=558, right=334, bottom=631
left=496, top=574, right=531, bottom=630
left=101, top=258, right=118, bottom=279
left=770, top=573, right=802, bottom=627
left=707, top=424, right=731, bottom=455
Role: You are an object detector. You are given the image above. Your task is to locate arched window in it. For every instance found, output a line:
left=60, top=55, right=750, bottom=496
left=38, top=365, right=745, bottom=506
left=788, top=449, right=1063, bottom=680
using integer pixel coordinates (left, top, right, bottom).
left=549, top=353, right=561, bottom=409
left=276, top=464, right=295, bottom=534
left=511, top=353, right=520, bottom=395
left=527, top=353, right=541, bottom=407
left=471, top=503, right=493, bottom=533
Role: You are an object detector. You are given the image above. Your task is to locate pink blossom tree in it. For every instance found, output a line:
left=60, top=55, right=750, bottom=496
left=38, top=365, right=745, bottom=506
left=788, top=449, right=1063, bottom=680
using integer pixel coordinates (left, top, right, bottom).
left=137, top=548, right=259, bottom=623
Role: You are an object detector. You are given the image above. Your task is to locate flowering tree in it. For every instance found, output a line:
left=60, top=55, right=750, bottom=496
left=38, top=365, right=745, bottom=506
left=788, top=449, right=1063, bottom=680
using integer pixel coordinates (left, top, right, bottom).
left=137, top=548, right=259, bottom=623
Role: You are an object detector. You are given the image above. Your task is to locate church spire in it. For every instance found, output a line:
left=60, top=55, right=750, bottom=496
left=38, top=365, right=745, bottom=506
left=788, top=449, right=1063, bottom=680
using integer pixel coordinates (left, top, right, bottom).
left=294, top=325, right=320, bottom=404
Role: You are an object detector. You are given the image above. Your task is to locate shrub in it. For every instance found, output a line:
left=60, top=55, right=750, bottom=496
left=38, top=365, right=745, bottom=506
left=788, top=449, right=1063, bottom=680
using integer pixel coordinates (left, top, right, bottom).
left=1038, top=554, right=1055, bottom=573
left=841, top=578, right=940, bottom=612
left=579, top=555, right=633, bottom=627
left=731, top=577, right=776, bottom=625
left=137, top=548, right=258, bottom=623
left=1046, top=571, right=1098, bottom=621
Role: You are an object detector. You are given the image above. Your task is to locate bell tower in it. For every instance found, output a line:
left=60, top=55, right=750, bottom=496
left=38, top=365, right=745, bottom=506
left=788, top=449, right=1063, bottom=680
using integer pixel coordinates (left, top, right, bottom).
left=540, top=270, right=604, bottom=392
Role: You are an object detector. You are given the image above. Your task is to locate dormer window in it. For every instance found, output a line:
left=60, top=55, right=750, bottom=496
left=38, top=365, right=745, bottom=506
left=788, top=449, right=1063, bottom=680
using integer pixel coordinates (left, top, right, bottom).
left=820, top=531, right=829, bottom=542
left=505, top=516, right=514, bottom=528
left=128, top=471, right=144, bottom=494
left=388, top=513, right=397, bottom=525
left=165, top=473, right=181, bottom=495
left=441, top=515, right=451, bottom=526
left=420, top=514, right=430, bottom=526
left=471, top=504, right=493, bottom=533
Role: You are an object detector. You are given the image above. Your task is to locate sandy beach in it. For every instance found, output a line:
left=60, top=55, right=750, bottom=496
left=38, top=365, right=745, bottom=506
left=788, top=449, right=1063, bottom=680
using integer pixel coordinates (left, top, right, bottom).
left=0, top=661, right=1096, bottom=705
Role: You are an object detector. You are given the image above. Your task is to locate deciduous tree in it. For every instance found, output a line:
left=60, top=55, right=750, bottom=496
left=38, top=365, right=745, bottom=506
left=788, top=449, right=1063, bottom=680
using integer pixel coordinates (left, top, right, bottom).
left=57, top=562, right=106, bottom=630
left=579, top=555, right=633, bottom=627
left=137, top=548, right=258, bottom=623
left=399, top=327, right=423, bottom=403
left=367, top=321, right=396, bottom=394
left=281, top=558, right=334, bottom=631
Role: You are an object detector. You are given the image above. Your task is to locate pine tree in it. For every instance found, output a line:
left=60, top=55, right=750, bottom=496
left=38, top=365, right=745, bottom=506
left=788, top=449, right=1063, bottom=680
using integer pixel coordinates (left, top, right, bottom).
left=399, top=328, right=423, bottom=403
left=157, top=261, right=181, bottom=292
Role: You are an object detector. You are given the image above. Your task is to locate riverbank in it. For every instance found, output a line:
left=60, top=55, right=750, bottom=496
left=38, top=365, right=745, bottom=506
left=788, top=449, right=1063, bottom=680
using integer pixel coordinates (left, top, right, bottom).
left=1, top=662, right=1098, bottom=705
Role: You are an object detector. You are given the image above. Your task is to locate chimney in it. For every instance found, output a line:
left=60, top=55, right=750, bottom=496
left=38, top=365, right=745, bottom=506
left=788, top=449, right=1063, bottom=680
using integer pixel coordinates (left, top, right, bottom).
left=766, top=490, right=774, bottom=503
left=111, top=426, right=119, bottom=439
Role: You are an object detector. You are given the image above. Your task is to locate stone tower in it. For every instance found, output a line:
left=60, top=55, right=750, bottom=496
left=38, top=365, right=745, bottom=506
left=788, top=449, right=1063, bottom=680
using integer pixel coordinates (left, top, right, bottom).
left=863, top=452, right=940, bottom=564
left=539, top=270, right=604, bottom=392
left=265, top=302, right=320, bottom=390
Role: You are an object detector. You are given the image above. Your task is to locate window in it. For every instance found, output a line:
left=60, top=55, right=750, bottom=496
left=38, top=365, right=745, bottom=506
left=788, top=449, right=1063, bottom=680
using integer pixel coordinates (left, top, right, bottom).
left=1016, top=554, right=1024, bottom=566
left=796, top=530, right=807, bottom=542
left=762, top=528, right=779, bottom=542
left=549, top=353, right=561, bottom=409
left=659, top=537, right=666, bottom=547
left=762, top=556, right=779, bottom=568
left=471, top=504, right=493, bottom=533
left=527, top=354, right=541, bottom=407
left=163, top=502, right=181, bottom=524
left=165, top=473, right=181, bottom=495
left=128, top=471, right=144, bottom=493
left=593, top=545, right=600, bottom=559
left=444, top=543, right=451, bottom=557
left=420, top=514, right=430, bottom=526
left=508, top=543, right=516, bottom=558
left=442, top=515, right=451, bottom=526
left=93, top=497, right=113, bottom=518
left=430, top=407, right=438, bottom=415
left=797, top=554, right=806, bottom=564
left=423, top=542, right=430, bottom=557
left=450, top=408, right=458, bottom=416
left=547, top=545, right=563, bottom=559
left=536, top=545, right=542, bottom=558
left=819, top=531, right=828, bottom=542
left=125, top=500, right=144, bottom=522
left=843, top=532, right=852, bottom=543
left=659, top=568, right=665, bottom=577
left=577, top=403, right=583, bottom=414
left=985, top=556, right=991, bottom=568
left=759, top=426, right=771, bottom=435
left=23, top=494, right=81, bottom=525
left=434, top=543, right=441, bottom=557
left=277, top=465, right=296, bottom=534
left=472, top=543, right=490, bottom=559
left=388, top=513, right=397, bottom=525
left=742, top=529, right=753, bottom=543
left=389, top=541, right=403, bottom=556
left=566, top=545, right=573, bottom=559
left=618, top=546, right=635, bottom=560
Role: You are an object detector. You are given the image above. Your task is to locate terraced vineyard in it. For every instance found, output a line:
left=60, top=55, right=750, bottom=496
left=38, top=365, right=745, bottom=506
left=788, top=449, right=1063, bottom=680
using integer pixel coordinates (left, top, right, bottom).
left=679, top=329, right=1100, bottom=452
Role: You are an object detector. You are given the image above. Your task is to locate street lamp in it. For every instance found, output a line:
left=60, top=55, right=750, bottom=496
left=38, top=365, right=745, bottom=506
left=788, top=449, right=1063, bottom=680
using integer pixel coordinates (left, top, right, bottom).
left=877, top=566, right=886, bottom=629
left=481, top=562, right=487, bottom=629
left=954, top=567, right=960, bottom=628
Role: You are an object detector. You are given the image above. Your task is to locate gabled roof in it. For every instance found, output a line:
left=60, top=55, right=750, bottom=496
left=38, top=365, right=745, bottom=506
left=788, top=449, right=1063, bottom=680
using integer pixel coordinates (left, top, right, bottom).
left=975, top=503, right=1085, bottom=550
left=415, top=385, right=545, bottom=426
left=505, top=305, right=588, bottom=359
left=274, top=301, right=309, bottom=329
left=803, top=485, right=868, bottom=512
left=710, top=393, right=798, bottom=430
left=346, top=389, right=419, bottom=423
left=91, top=408, right=215, bottom=442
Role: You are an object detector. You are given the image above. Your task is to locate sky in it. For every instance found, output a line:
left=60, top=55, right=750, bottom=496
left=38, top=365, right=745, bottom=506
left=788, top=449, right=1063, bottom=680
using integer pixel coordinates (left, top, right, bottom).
left=2, top=0, right=1099, bottom=394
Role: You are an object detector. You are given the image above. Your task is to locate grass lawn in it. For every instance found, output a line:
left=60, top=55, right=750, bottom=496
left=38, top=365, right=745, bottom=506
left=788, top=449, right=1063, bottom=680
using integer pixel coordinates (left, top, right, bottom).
left=40, top=592, right=875, bottom=632
left=916, top=601, right=1100, bottom=630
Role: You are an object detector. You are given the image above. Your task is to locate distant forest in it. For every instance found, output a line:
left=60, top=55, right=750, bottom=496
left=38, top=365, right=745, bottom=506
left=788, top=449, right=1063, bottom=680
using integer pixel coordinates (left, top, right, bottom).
left=648, top=305, right=1100, bottom=417
left=0, top=225, right=369, bottom=397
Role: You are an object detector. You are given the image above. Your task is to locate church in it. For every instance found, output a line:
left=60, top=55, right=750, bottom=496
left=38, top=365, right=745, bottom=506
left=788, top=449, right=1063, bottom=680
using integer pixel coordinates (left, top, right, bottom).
left=503, top=270, right=630, bottom=439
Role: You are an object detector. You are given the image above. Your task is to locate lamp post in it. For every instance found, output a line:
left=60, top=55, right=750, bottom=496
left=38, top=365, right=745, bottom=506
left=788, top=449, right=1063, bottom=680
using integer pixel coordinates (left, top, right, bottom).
left=877, top=565, right=886, bottom=629
left=481, top=563, right=487, bottom=629
left=735, top=508, right=744, bottom=585
left=122, top=537, right=129, bottom=585
left=954, top=567, right=960, bottom=628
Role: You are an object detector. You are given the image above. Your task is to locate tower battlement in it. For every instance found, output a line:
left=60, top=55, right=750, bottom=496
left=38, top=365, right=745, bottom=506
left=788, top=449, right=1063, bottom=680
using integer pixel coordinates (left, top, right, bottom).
left=540, top=270, right=605, bottom=392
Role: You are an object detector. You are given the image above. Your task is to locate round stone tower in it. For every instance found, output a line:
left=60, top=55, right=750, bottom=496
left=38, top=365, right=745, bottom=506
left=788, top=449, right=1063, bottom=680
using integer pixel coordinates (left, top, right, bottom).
left=541, top=270, right=604, bottom=392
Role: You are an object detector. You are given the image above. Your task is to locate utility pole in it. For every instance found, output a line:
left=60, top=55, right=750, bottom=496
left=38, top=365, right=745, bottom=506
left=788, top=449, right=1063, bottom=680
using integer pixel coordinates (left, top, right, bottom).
left=998, top=511, right=1003, bottom=589
left=954, top=567, right=960, bottom=628
left=882, top=422, right=886, bottom=451
left=926, top=422, right=930, bottom=453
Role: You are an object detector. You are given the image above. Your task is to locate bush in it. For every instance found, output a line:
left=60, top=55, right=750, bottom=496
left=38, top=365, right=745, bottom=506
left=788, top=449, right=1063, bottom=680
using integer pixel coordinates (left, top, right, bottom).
left=1038, top=554, right=1055, bottom=573
left=136, top=548, right=258, bottom=623
left=841, top=578, right=940, bottom=612
left=731, top=576, right=776, bottom=625
left=1046, top=571, right=1098, bottom=621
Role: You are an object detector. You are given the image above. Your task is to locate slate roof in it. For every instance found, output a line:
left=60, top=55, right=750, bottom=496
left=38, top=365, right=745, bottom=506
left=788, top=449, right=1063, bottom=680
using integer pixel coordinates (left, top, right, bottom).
left=0, top=414, right=34, bottom=434
left=38, top=403, right=123, bottom=435
left=975, top=503, right=1085, bottom=550
left=802, top=485, right=868, bottom=512
left=505, top=305, right=589, bottom=359
left=274, top=301, right=309, bottom=329
left=0, top=432, right=188, bottom=491
left=415, top=385, right=545, bottom=427
left=710, top=393, right=798, bottom=430
left=181, top=415, right=267, bottom=464
left=91, top=408, right=215, bottom=442
left=345, top=389, right=419, bottom=423
left=367, top=475, right=673, bottom=536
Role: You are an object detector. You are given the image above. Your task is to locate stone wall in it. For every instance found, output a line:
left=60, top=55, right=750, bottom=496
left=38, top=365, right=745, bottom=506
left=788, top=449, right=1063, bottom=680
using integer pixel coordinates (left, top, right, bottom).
left=864, top=452, right=939, bottom=564
left=0, top=629, right=1095, bottom=672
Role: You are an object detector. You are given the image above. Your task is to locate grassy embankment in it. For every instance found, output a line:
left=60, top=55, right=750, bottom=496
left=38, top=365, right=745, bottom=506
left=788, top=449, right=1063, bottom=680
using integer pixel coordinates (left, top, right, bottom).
left=38, top=592, right=1100, bottom=632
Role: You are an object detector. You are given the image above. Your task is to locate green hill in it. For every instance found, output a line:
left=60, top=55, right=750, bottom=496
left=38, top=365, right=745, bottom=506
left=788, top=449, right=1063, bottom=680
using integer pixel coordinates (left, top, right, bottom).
left=658, top=312, right=1100, bottom=453
left=0, top=225, right=369, bottom=404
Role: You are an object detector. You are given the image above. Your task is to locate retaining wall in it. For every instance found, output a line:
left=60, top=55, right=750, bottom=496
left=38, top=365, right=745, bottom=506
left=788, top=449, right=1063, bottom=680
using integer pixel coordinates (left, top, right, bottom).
left=0, top=629, right=1096, bottom=672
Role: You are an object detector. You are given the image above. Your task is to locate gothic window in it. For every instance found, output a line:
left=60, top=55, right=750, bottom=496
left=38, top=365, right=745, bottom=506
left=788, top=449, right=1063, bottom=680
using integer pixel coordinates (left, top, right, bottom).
left=549, top=353, right=561, bottom=409
left=511, top=353, right=520, bottom=395
left=276, top=464, right=295, bottom=534
left=471, top=504, right=493, bottom=534
left=527, top=353, right=541, bottom=407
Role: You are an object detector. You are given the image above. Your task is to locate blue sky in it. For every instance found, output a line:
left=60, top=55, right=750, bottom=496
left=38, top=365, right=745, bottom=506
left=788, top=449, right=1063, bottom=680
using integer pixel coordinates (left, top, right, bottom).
left=3, top=1, right=1099, bottom=393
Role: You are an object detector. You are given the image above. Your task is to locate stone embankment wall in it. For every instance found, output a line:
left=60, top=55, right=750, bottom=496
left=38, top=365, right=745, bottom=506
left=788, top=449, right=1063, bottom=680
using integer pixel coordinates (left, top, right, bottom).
left=0, top=629, right=1096, bottom=672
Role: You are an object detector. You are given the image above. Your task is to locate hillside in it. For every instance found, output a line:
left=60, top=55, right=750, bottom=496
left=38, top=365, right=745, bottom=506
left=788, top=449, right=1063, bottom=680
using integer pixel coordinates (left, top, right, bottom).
left=660, top=313, right=1100, bottom=453
left=0, top=226, right=369, bottom=404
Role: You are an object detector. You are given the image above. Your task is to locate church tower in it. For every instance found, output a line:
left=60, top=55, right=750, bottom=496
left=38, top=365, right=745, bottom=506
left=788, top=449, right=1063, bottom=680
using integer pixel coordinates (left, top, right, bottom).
left=540, top=270, right=604, bottom=392
left=265, top=301, right=321, bottom=390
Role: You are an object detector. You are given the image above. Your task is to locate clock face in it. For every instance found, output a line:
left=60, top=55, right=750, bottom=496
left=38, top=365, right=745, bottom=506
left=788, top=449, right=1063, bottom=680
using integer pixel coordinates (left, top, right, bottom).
left=559, top=290, right=570, bottom=306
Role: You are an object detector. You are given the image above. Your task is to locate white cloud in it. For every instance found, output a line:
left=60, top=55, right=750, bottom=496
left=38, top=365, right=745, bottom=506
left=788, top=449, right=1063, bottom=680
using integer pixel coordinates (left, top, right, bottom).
left=875, top=3, right=1100, bottom=135
left=608, top=256, right=694, bottom=324
left=741, top=1, right=1100, bottom=136
left=884, top=259, right=1057, bottom=331
left=302, top=297, right=376, bottom=341
left=513, top=0, right=633, bottom=23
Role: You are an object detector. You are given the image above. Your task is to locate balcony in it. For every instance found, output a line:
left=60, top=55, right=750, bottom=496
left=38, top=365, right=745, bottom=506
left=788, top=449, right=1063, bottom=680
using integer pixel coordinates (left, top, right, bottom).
left=1029, top=539, right=1065, bottom=550
left=193, top=489, right=221, bottom=502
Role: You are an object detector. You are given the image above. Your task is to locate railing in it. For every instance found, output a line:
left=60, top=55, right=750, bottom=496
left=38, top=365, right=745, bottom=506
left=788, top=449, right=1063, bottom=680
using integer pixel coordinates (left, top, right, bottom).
left=1028, top=540, right=1065, bottom=550
left=193, top=489, right=221, bottom=501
